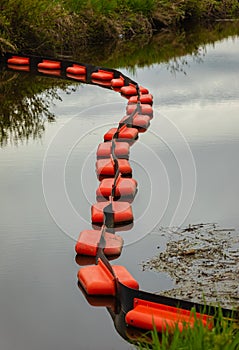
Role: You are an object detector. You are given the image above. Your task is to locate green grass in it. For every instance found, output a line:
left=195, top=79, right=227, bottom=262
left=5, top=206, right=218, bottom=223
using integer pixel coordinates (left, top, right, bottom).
left=134, top=309, right=239, bottom=350
left=1, top=0, right=239, bottom=54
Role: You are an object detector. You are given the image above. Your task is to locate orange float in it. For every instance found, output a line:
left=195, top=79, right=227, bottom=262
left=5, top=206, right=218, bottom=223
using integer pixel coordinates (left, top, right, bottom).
left=91, top=70, right=114, bottom=81
left=126, top=103, right=153, bottom=117
left=38, top=60, right=61, bottom=70
left=97, top=141, right=130, bottom=159
left=66, top=73, right=86, bottom=82
left=7, top=56, right=30, bottom=65
left=96, top=176, right=137, bottom=200
left=38, top=69, right=61, bottom=76
left=7, top=64, right=30, bottom=72
left=75, top=229, right=123, bottom=256
left=66, top=64, right=86, bottom=75
left=119, top=114, right=151, bottom=132
left=78, top=258, right=139, bottom=296
left=125, top=299, right=213, bottom=333
left=91, top=201, right=133, bottom=225
left=121, top=84, right=148, bottom=96
left=104, top=126, right=138, bottom=142
left=111, top=76, right=125, bottom=87
left=96, top=158, right=132, bottom=179
left=128, top=94, right=153, bottom=105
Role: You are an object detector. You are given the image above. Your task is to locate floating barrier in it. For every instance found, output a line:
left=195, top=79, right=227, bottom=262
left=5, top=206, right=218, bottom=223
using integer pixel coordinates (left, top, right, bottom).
left=96, top=177, right=137, bottom=201
left=7, top=56, right=29, bottom=65
left=119, top=114, right=151, bottom=132
left=75, top=229, right=123, bottom=256
left=126, top=103, right=153, bottom=117
left=38, top=59, right=61, bottom=70
left=121, top=84, right=148, bottom=96
left=66, top=64, right=86, bottom=75
left=111, top=76, right=125, bottom=87
left=78, top=258, right=139, bottom=296
left=2, top=52, right=237, bottom=341
left=125, top=298, right=213, bottom=333
left=128, top=94, right=153, bottom=105
left=104, top=126, right=138, bottom=142
left=91, top=69, right=114, bottom=81
left=96, top=158, right=132, bottom=179
left=97, top=141, right=130, bottom=159
left=91, top=201, right=133, bottom=225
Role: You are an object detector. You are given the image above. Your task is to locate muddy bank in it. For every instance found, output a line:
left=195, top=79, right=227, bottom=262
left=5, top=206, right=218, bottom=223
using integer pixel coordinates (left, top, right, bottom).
left=143, top=224, right=239, bottom=310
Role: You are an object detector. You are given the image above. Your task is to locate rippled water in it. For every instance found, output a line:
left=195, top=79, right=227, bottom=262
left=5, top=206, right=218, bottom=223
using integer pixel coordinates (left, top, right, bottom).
left=0, top=35, right=239, bottom=349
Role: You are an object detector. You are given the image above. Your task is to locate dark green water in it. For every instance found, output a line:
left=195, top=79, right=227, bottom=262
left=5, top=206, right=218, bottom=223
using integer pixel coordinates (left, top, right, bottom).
left=0, top=24, right=239, bottom=349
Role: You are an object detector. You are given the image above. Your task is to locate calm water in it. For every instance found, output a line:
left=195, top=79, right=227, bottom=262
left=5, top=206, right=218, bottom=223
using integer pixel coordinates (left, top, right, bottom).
left=0, top=35, right=239, bottom=349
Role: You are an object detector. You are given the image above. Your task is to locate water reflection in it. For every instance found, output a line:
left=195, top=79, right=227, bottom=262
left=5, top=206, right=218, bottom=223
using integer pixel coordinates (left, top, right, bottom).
left=0, top=69, right=71, bottom=146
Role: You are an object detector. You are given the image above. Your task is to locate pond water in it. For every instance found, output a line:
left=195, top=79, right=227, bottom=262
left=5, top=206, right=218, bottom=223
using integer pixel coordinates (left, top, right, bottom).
left=0, top=30, right=239, bottom=349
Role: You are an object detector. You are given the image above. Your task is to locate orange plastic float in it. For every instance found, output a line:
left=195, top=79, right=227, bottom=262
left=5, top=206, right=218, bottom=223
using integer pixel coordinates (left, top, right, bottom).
left=75, top=229, right=123, bottom=256
left=7, top=56, right=30, bottom=65
left=38, top=69, right=61, bottom=76
left=91, top=201, right=133, bottom=225
left=7, top=64, right=30, bottom=72
left=96, top=176, right=137, bottom=200
left=66, top=64, right=86, bottom=75
left=78, top=258, right=139, bottom=296
left=96, top=158, right=132, bottom=179
left=111, top=76, right=125, bottom=87
left=66, top=73, right=86, bottom=82
left=91, top=70, right=114, bottom=81
left=125, top=299, right=213, bottom=333
left=38, top=60, right=61, bottom=70
left=128, top=94, right=153, bottom=105
left=97, top=141, right=130, bottom=159
left=126, top=103, right=153, bottom=117
left=104, top=125, right=138, bottom=142
left=119, top=114, right=151, bottom=132
left=121, top=84, right=148, bottom=96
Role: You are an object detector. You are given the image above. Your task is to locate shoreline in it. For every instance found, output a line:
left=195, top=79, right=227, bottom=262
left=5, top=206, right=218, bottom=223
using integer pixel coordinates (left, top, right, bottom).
left=1, top=0, right=239, bottom=55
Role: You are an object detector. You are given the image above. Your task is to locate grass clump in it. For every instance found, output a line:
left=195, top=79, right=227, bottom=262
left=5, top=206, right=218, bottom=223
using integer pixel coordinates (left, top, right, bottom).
left=134, top=309, right=239, bottom=350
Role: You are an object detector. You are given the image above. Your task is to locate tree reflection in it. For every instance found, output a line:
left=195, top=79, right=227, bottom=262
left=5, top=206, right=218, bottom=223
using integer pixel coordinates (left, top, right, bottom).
left=0, top=69, right=71, bottom=147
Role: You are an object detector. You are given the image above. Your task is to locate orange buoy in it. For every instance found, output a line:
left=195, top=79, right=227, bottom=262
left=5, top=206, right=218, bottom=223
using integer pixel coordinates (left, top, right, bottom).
left=128, top=94, right=153, bottom=105
left=121, top=84, right=149, bottom=96
left=66, top=73, right=86, bottom=82
left=104, top=126, right=138, bottom=142
left=75, top=229, right=123, bottom=256
left=126, top=103, right=153, bottom=117
left=96, top=177, right=137, bottom=200
left=38, top=69, right=61, bottom=76
left=91, top=70, right=114, bottom=81
left=7, top=64, right=30, bottom=72
left=7, top=56, right=30, bottom=65
left=66, top=64, right=86, bottom=75
left=91, top=201, right=133, bottom=225
left=97, top=141, right=130, bottom=159
left=125, top=299, right=213, bottom=333
left=111, top=76, right=125, bottom=87
left=119, top=114, right=151, bottom=132
left=96, top=158, right=132, bottom=179
left=78, top=258, right=139, bottom=295
left=91, top=79, right=112, bottom=87
left=38, top=60, right=61, bottom=70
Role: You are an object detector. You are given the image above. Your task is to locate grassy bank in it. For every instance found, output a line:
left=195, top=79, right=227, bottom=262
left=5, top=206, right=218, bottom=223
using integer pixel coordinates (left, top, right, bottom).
left=1, top=0, right=239, bottom=55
